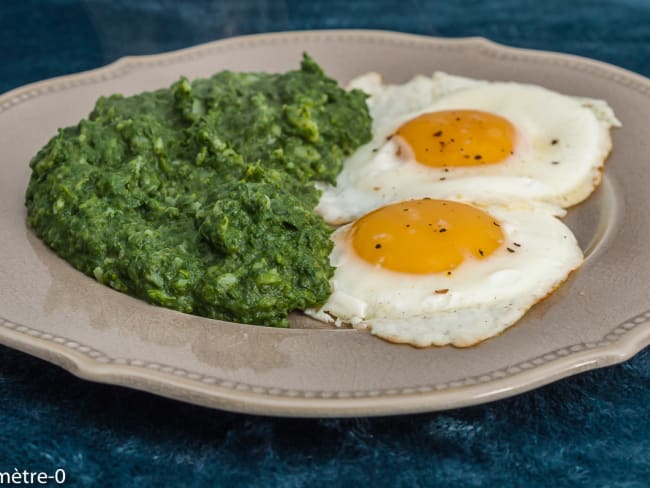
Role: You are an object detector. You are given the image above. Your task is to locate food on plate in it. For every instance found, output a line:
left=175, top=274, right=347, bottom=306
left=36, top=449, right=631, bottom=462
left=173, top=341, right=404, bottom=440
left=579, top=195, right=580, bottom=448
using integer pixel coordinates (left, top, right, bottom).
left=306, top=198, right=583, bottom=347
left=309, top=71, right=620, bottom=346
left=25, top=55, right=619, bottom=347
left=25, top=55, right=372, bottom=327
left=316, top=72, right=621, bottom=225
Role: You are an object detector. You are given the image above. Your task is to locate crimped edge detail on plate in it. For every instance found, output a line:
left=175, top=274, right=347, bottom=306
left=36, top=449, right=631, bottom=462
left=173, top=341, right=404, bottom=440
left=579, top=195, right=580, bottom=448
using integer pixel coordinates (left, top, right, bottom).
left=3, top=31, right=650, bottom=112
left=2, top=30, right=650, bottom=416
left=1, top=308, right=649, bottom=400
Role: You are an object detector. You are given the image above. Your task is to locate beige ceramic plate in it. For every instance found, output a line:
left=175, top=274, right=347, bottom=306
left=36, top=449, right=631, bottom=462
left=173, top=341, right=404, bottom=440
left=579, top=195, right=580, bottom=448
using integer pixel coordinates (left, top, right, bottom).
left=1, top=30, right=649, bottom=417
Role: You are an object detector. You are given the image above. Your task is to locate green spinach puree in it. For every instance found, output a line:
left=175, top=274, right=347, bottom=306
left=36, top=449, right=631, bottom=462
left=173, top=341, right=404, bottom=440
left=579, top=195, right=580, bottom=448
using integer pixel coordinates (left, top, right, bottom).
left=25, top=55, right=371, bottom=327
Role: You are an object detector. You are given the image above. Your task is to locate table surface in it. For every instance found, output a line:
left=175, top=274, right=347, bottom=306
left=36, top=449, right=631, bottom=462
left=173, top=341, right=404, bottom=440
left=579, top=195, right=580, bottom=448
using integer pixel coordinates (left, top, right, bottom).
left=2, top=1, right=649, bottom=486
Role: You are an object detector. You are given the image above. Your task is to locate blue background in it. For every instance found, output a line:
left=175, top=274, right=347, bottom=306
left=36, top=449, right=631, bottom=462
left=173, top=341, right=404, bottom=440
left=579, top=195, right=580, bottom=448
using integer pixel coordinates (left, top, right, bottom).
left=2, top=1, right=649, bottom=486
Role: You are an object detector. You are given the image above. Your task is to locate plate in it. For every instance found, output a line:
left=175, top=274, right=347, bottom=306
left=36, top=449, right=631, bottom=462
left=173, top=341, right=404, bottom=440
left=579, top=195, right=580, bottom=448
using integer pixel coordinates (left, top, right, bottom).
left=1, top=30, right=649, bottom=417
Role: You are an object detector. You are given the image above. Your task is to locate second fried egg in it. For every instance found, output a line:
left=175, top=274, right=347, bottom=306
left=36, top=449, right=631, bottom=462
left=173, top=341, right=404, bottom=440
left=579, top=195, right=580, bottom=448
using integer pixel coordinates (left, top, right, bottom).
left=306, top=198, right=584, bottom=347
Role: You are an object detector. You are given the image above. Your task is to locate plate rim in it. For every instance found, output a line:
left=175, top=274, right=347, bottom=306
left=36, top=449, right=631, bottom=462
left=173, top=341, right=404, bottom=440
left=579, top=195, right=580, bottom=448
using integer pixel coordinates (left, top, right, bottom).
left=2, top=29, right=650, bottom=417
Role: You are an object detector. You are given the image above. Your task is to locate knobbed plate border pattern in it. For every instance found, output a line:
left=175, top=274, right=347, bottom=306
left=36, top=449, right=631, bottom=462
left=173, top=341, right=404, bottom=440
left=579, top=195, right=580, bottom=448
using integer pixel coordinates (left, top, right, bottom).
left=1, top=307, right=649, bottom=399
left=2, top=30, right=650, bottom=416
left=4, top=31, right=650, bottom=114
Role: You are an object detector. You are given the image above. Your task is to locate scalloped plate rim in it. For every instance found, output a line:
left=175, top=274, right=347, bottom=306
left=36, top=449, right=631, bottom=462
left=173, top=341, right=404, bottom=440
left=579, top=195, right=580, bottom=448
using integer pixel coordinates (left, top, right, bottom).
left=1, top=29, right=649, bottom=417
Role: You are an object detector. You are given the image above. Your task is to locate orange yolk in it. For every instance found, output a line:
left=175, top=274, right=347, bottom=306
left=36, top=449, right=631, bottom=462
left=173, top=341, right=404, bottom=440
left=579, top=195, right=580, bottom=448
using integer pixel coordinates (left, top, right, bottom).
left=350, top=199, right=505, bottom=274
left=394, top=110, right=516, bottom=167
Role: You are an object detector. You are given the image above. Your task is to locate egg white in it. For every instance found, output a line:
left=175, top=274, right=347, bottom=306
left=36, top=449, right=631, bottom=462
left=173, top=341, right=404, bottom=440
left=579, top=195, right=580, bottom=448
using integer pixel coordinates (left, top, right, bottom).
left=316, top=72, right=620, bottom=225
left=306, top=202, right=584, bottom=347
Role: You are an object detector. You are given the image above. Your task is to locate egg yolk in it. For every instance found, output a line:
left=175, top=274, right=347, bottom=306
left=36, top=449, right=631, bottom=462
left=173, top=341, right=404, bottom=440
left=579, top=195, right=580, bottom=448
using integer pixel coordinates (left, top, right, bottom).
left=350, top=199, right=505, bottom=274
left=394, top=110, right=516, bottom=167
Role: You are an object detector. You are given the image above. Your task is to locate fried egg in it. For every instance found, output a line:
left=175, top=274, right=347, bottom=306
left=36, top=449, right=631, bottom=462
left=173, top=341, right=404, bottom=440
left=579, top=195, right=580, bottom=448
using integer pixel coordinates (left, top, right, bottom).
left=306, top=198, right=583, bottom=347
left=316, top=72, right=620, bottom=225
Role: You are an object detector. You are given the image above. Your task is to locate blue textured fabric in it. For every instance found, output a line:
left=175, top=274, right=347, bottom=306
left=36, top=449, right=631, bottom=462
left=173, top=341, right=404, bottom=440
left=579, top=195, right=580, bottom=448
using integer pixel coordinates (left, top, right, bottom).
left=2, top=1, right=650, bottom=486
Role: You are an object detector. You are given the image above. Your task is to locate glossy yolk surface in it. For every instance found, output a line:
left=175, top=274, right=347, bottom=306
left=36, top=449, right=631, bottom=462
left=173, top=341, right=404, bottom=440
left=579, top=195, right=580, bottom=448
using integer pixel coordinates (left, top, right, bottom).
left=350, top=199, right=505, bottom=274
left=394, top=110, right=516, bottom=167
